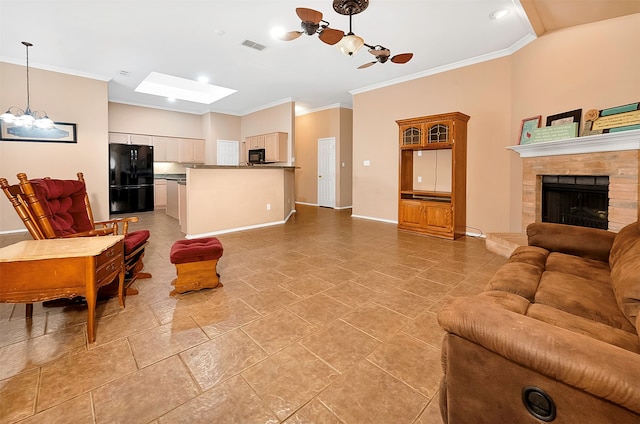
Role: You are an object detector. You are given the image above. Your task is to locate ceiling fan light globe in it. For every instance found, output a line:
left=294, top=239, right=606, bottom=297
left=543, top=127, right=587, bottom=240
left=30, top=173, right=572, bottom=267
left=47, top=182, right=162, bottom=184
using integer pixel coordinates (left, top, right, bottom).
left=336, top=34, right=364, bottom=56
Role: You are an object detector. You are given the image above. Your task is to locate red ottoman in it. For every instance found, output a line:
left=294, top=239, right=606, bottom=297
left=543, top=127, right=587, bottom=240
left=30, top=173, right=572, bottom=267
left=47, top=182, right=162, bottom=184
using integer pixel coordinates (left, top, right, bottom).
left=169, top=237, right=224, bottom=295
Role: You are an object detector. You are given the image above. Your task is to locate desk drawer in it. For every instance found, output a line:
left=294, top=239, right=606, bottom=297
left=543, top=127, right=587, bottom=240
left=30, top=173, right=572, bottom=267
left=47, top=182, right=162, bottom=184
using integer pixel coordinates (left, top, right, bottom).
left=96, top=255, right=123, bottom=285
left=96, top=239, right=123, bottom=268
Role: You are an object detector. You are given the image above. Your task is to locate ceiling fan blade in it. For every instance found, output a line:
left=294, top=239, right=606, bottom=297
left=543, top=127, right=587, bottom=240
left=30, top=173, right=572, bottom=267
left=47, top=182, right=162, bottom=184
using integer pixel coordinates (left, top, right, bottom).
left=279, top=31, right=303, bottom=41
left=369, top=48, right=390, bottom=57
left=358, top=62, right=376, bottom=69
left=319, top=28, right=344, bottom=45
left=391, top=53, right=414, bottom=64
left=296, top=7, right=322, bottom=24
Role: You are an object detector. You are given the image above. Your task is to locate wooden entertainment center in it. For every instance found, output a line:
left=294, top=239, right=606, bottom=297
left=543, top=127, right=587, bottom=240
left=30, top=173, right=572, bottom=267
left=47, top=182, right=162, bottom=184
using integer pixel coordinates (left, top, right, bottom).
left=397, top=112, right=469, bottom=239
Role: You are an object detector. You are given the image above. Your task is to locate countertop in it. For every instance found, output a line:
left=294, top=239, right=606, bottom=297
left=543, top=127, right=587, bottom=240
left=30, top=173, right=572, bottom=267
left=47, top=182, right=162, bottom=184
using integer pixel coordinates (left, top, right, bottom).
left=182, top=164, right=297, bottom=169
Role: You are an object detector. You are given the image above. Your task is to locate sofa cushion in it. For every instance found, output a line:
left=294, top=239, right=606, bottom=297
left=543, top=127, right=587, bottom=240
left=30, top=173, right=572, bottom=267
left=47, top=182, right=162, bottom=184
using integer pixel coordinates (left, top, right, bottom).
left=545, top=252, right=611, bottom=285
left=507, top=245, right=548, bottom=268
left=534, top=271, right=636, bottom=333
left=609, top=222, right=640, bottom=325
left=527, top=303, right=639, bottom=353
left=485, top=262, right=543, bottom=302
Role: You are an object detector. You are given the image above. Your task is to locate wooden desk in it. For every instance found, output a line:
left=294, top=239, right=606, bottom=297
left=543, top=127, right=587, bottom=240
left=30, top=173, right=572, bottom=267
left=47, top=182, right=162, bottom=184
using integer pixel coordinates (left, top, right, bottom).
left=0, top=236, right=125, bottom=343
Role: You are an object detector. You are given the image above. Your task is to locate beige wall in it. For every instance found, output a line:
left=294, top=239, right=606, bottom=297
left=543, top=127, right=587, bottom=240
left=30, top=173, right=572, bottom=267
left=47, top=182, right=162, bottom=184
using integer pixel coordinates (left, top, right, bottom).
left=509, top=14, right=640, bottom=231
left=108, top=103, right=203, bottom=138
left=0, top=63, right=109, bottom=232
left=202, top=112, right=241, bottom=164
left=353, top=13, right=640, bottom=233
left=353, top=57, right=512, bottom=230
left=186, top=167, right=295, bottom=236
left=294, top=107, right=353, bottom=208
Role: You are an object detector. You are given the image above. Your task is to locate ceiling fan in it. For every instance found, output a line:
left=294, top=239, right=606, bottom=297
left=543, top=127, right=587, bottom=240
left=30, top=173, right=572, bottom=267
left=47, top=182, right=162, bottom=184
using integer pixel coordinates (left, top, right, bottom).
left=357, top=44, right=414, bottom=69
left=278, top=7, right=344, bottom=45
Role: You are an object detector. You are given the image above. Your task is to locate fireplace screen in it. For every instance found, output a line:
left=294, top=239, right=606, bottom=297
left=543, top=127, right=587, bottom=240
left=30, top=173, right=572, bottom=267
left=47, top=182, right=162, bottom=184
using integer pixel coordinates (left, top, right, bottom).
left=541, top=175, right=609, bottom=229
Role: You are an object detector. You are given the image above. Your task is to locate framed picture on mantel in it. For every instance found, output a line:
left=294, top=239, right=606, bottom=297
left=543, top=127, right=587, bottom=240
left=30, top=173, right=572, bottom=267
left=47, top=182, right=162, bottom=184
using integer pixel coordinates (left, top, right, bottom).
left=519, top=116, right=541, bottom=145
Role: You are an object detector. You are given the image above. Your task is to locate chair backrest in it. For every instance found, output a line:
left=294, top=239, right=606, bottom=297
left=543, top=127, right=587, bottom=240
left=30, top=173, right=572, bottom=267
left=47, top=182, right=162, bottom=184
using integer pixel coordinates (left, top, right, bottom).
left=0, top=172, right=95, bottom=240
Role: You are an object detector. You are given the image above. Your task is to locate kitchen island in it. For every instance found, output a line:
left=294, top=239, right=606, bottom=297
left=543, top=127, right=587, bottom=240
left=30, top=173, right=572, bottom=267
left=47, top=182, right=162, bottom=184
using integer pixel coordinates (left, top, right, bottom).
left=182, top=165, right=296, bottom=238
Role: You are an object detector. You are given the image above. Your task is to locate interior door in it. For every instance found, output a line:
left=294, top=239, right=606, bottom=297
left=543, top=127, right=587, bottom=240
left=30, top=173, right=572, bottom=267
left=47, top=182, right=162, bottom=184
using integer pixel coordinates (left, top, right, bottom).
left=318, top=137, right=336, bottom=208
left=216, top=140, right=239, bottom=165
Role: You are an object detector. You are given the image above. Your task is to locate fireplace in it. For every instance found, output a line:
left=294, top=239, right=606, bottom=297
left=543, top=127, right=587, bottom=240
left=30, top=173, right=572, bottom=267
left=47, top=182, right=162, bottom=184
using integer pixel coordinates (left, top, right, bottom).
left=541, top=175, right=608, bottom=229
left=508, top=130, right=640, bottom=233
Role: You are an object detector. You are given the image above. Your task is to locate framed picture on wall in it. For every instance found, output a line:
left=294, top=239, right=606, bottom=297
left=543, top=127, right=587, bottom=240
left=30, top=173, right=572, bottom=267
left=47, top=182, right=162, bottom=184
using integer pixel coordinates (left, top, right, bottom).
left=519, top=116, right=542, bottom=145
left=0, top=121, right=77, bottom=143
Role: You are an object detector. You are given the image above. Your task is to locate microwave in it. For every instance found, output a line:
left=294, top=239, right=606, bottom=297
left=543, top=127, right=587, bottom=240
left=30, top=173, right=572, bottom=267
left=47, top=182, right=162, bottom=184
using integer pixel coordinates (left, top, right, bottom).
left=248, top=148, right=266, bottom=164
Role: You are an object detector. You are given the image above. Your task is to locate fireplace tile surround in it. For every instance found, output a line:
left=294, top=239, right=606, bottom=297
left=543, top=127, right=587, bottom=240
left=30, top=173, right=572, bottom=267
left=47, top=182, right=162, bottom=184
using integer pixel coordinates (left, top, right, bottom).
left=508, top=129, right=640, bottom=233
left=486, top=130, right=640, bottom=258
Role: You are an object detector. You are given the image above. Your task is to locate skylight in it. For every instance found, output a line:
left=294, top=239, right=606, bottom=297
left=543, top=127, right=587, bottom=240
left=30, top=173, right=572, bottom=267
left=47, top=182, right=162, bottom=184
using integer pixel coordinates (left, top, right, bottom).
left=135, top=72, right=237, bottom=104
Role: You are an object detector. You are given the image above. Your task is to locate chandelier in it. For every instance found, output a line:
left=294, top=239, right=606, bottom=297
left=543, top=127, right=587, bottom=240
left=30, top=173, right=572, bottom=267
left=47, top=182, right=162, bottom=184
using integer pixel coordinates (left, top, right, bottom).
left=1, top=42, right=54, bottom=129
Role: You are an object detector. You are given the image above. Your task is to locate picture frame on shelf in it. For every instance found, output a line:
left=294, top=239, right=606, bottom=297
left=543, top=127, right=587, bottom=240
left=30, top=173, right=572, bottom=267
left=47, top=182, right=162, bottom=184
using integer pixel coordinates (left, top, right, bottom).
left=519, top=116, right=542, bottom=145
left=0, top=121, right=77, bottom=143
left=546, top=109, right=582, bottom=132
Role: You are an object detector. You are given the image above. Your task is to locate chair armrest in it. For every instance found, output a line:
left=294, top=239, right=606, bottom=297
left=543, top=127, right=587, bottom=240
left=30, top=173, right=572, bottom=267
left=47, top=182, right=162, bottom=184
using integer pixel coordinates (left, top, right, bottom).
left=62, top=228, right=115, bottom=237
left=526, top=222, right=615, bottom=261
left=438, top=297, right=640, bottom=413
left=94, top=216, right=139, bottom=235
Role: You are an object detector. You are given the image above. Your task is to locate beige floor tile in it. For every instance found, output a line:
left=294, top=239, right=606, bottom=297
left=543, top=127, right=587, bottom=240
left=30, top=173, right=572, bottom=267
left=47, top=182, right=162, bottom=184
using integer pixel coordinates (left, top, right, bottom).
left=216, top=278, right=259, bottom=298
left=287, top=293, right=353, bottom=327
left=307, top=265, right=358, bottom=284
left=284, top=398, right=343, bottom=423
left=191, top=298, right=261, bottom=338
left=0, top=315, right=46, bottom=348
left=89, top=305, right=159, bottom=347
left=415, top=397, right=445, bottom=424
left=93, top=356, right=199, bottom=423
left=278, top=273, right=334, bottom=298
left=242, top=344, right=340, bottom=420
left=394, top=276, right=451, bottom=302
left=370, top=287, right=434, bottom=318
left=402, top=310, right=446, bottom=349
left=351, top=270, right=402, bottom=294
left=0, top=325, right=86, bottom=381
left=157, top=375, right=279, bottom=424
left=18, top=392, right=94, bottom=424
left=322, top=282, right=375, bottom=308
left=180, top=329, right=267, bottom=391
left=300, top=320, right=380, bottom=373
left=37, top=338, right=137, bottom=411
left=241, top=270, right=292, bottom=291
left=340, top=302, right=409, bottom=341
left=417, top=267, right=468, bottom=286
left=241, top=286, right=301, bottom=315
left=318, top=360, right=428, bottom=424
left=367, top=333, right=443, bottom=398
left=0, top=368, right=38, bottom=423
left=128, top=316, right=208, bottom=368
left=242, top=309, right=315, bottom=354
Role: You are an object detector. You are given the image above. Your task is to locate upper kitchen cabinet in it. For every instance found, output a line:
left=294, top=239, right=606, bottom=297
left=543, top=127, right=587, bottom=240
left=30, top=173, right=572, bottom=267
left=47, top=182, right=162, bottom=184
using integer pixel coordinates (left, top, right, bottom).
left=108, top=132, right=152, bottom=145
left=150, top=135, right=204, bottom=163
left=245, top=132, right=288, bottom=163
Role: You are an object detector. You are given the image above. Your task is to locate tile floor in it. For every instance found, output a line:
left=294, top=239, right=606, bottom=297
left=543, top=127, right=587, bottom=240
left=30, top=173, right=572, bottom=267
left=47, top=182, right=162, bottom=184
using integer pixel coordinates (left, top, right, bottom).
left=0, top=205, right=506, bottom=423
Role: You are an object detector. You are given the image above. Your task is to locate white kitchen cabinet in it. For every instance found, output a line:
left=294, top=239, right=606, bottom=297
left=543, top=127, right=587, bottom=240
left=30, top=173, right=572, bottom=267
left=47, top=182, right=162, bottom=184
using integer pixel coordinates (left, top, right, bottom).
left=166, top=180, right=179, bottom=219
left=166, top=139, right=180, bottom=162
left=245, top=132, right=288, bottom=163
left=179, top=138, right=205, bottom=164
left=154, top=179, right=167, bottom=208
left=108, top=132, right=152, bottom=145
left=152, top=137, right=168, bottom=161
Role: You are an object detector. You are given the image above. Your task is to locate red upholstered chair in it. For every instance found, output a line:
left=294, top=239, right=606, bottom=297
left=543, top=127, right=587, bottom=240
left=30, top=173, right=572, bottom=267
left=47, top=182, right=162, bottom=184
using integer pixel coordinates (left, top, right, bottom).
left=1, top=172, right=151, bottom=314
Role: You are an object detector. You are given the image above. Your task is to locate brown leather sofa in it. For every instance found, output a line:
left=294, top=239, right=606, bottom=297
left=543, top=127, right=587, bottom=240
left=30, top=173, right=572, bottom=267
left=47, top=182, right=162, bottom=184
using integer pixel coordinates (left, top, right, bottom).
left=438, top=221, right=640, bottom=423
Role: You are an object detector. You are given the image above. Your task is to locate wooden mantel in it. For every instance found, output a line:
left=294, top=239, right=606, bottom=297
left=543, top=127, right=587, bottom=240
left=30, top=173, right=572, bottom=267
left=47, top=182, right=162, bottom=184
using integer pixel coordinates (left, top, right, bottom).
left=507, top=129, right=640, bottom=158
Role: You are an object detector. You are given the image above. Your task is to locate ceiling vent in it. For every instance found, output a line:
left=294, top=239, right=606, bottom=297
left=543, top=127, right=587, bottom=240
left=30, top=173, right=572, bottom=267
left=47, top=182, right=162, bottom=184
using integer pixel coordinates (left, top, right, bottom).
left=241, top=40, right=266, bottom=51
left=119, top=70, right=131, bottom=77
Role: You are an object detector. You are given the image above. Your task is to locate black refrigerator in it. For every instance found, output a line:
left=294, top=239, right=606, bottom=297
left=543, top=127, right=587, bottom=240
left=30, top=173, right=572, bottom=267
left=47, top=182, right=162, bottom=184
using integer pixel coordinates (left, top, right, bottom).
left=109, top=143, right=154, bottom=214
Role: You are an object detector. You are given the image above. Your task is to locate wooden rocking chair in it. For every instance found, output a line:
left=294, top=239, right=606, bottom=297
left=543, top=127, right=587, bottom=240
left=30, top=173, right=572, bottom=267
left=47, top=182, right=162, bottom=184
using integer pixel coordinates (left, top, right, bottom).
left=1, top=172, right=151, bottom=314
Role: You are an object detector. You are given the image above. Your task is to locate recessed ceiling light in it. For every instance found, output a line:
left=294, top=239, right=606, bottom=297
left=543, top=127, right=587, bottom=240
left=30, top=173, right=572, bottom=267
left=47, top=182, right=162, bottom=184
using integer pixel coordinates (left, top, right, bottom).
left=271, top=26, right=286, bottom=40
left=135, top=72, right=237, bottom=104
left=198, top=76, right=209, bottom=84
left=489, top=9, right=510, bottom=19
left=167, top=97, right=176, bottom=102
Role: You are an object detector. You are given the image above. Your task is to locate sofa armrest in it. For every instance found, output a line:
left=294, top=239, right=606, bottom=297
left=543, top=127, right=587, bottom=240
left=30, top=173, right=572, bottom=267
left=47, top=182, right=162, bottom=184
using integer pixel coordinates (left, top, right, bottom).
left=438, top=297, right=640, bottom=413
left=526, top=222, right=615, bottom=261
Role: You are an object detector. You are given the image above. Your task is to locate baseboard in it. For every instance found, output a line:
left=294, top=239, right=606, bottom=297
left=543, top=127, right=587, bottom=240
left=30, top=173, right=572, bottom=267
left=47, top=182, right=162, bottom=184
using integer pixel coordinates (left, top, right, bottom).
left=0, top=228, right=28, bottom=235
left=186, top=210, right=296, bottom=239
left=350, top=214, right=398, bottom=225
